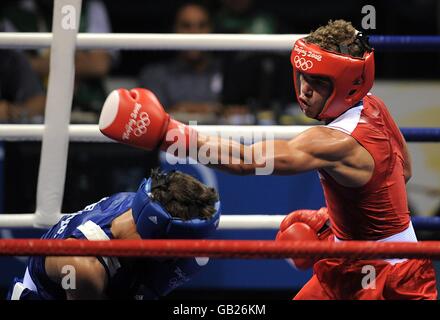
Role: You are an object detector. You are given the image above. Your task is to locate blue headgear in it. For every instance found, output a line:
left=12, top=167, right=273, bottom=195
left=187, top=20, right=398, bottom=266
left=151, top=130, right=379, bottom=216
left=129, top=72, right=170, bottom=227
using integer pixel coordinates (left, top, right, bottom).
left=131, top=177, right=221, bottom=239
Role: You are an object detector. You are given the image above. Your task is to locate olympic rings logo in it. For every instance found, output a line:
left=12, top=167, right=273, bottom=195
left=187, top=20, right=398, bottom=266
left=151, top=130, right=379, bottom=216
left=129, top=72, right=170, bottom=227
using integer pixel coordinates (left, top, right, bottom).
left=294, top=56, right=313, bottom=71
left=133, top=112, right=151, bottom=137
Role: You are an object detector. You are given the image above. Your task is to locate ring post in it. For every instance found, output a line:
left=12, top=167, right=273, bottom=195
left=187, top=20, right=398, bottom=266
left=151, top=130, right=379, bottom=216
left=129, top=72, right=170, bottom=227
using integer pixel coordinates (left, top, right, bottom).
left=34, top=0, right=82, bottom=227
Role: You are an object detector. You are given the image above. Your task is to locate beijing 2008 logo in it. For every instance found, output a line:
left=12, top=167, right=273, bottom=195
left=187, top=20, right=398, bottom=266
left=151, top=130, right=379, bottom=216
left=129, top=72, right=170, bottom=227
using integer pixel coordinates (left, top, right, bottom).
left=134, top=112, right=151, bottom=137
left=294, top=56, right=313, bottom=71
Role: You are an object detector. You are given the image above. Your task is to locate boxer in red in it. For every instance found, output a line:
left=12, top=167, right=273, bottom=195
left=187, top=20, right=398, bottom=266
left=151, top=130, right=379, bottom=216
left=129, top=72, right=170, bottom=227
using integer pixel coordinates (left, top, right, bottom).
left=97, top=20, right=437, bottom=299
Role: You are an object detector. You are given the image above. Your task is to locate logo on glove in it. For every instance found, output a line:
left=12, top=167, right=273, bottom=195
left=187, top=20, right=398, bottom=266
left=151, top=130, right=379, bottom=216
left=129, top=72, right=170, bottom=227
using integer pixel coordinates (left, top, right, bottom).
left=123, top=103, right=151, bottom=140
left=134, top=112, right=151, bottom=137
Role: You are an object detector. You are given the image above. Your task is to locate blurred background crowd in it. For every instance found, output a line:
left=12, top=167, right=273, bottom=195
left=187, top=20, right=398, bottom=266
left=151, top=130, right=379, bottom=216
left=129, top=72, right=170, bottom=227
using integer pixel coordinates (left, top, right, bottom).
left=0, top=0, right=440, bottom=298
left=1, top=0, right=439, bottom=127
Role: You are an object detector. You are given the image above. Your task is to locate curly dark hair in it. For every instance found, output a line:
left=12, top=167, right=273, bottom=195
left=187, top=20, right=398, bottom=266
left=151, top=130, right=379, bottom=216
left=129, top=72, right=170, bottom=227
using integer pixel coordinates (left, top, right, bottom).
left=150, top=169, right=219, bottom=220
left=305, top=19, right=367, bottom=58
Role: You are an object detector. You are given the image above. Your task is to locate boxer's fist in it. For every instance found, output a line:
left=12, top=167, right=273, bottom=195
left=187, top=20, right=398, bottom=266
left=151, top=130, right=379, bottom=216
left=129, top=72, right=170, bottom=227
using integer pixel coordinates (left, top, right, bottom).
left=99, top=88, right=194, bottom=153
left=280, top=207, right=330, bottom=238
left=276, top=222, right=320, bottom=270
left=276, top=207, right=332, bottom=270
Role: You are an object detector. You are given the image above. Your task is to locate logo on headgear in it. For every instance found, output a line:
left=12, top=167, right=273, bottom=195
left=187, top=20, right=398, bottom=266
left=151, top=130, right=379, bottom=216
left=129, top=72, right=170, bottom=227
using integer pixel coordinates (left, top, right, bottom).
left=134, top=112, right=151, bottom=137
left=294, top=56, right=313, bottom=71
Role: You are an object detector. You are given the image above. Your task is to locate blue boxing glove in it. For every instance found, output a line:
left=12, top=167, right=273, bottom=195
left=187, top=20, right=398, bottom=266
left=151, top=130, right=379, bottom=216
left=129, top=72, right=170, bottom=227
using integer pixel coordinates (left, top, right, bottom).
left=141, top=257, right=209, bottom=299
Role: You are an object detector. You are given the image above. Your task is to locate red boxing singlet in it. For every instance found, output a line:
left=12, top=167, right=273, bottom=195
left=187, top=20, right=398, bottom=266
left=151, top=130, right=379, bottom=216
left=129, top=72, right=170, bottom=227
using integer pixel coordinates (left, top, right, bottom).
left=319, top=94, right=410, bottom=240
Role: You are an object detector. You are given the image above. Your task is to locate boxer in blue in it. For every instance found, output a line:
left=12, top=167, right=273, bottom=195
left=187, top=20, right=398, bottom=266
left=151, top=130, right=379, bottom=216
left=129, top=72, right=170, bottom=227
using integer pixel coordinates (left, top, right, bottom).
left=8, top=169, right=221, bottom=300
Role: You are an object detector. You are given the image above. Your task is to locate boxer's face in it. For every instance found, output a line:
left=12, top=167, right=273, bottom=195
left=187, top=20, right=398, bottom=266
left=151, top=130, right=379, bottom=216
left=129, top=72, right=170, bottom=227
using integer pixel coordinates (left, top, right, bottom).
left=297, top=73, right=333, bottom=119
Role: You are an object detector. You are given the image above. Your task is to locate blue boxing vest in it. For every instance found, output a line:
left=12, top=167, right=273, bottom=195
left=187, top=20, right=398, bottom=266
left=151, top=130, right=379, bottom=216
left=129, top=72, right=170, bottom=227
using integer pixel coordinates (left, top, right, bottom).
left=24, top=192, right=151, bottom=299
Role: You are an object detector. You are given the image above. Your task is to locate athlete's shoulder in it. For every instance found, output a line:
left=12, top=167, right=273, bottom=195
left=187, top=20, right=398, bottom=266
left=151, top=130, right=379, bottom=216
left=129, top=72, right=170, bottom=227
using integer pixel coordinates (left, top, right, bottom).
left=45, top=192, right=136, bottom=240
left=97, top=192, right=136, bottom=212
left=293, top=125, right=357, bottom=160
left=300, top=125, right=355, bottom=146
left=364, top=93, right=387, bottom=106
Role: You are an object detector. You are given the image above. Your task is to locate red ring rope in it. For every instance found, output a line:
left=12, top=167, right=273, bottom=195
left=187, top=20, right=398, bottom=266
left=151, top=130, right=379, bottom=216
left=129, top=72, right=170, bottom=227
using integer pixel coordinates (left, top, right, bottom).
left=0, top=239, right=439, bottom=259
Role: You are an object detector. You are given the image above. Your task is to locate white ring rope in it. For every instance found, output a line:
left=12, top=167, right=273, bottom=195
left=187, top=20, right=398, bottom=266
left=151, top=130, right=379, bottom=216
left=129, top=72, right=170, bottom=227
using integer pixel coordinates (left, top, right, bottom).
left=0, top=214, right=284, bottom=229
left=0, top=124, right=312, bottom=142
left=0, top=123, right=309, bottom=228
left=0, top=33, right=304, bottom=51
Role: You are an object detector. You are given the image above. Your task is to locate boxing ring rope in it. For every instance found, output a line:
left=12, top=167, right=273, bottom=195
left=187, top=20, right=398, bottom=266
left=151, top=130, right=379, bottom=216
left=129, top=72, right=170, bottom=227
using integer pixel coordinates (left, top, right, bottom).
left=0, top=213, right=438, bottom=231
left=1, top=33, right=440, bottom=51
left=1, top=239, right=440, bottom=260
left=0, top=0, right=439, bottom=231
left=399, top=128, right=440, bottom=142
left=0, top=125, right=439, bottom=142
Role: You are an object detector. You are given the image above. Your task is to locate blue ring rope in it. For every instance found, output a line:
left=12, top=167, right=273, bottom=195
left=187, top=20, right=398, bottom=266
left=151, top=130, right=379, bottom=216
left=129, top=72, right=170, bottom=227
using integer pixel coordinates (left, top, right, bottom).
left=370, top=36, right=440, bottom=50
left=400, top=127, right=440, bottom=142
left=412, top=216, right=440, bottom=231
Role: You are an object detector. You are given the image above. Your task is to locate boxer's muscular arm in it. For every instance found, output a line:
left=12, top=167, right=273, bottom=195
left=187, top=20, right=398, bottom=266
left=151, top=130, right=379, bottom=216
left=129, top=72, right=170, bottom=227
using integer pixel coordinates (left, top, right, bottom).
left=196, top=133, right=332, bottom=175
left=197, top=126, right=369, bottom=178
left=97, top=89, right=371, bottom=184
left=45, top=244, right=108, bottom=300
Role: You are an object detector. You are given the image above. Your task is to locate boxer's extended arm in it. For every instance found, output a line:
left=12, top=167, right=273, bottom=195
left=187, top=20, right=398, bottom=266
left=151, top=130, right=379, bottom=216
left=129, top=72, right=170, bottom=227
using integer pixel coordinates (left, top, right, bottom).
left=98, top=88, right=342, bottom=174
left=197, top=126, right=356, bottom=175
left=98, top=89, right=371, bottom=181
left=45, top=253, right=107, bottom=300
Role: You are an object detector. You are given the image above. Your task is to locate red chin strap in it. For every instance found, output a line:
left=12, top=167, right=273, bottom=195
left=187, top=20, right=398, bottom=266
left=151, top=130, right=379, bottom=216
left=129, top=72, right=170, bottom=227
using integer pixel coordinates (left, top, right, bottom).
left=291, top=38, right=375, bottom=120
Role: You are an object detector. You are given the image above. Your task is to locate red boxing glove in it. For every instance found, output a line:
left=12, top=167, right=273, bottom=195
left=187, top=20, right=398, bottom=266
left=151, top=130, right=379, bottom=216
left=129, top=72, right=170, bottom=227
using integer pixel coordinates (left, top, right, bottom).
left=99, top=88, right=196, bottom=155
left=276, top=207, right=333, bottom=270
left=279, top=207, right=331, bottom=237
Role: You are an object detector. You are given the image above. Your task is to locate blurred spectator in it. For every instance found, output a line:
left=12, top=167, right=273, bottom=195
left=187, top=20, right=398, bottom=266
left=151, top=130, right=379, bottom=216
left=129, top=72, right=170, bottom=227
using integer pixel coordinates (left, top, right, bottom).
left=0, top=50, right=45, bottom=123
left=214, top=0, right=277, bottom=34
left=1, top=0, right=115, bottom=123
left=213, top=0, right=295, bottom=125
left=1, top=1, right=155, bottom=215
left=0, top=49, right=45, bottom=215
left=138, top=2, right=222, bottom=124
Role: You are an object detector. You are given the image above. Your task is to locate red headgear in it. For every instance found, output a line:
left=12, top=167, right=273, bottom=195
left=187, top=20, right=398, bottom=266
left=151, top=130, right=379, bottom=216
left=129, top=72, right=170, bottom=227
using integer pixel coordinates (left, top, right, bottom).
left=290, top=34, right=375, bottom=120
